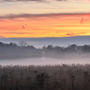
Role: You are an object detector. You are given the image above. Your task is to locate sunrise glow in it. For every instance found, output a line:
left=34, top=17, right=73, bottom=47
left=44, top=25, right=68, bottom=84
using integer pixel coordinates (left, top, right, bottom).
left=0, top=0, right=90, bottom=38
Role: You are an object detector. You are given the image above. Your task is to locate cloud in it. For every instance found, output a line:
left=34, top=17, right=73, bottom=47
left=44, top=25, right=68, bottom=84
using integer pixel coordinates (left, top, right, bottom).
left=0, top=35, right=6, bottom=38
left=0, top=0, right=45, bottom=2
left=0, top=14, right=36, bottom=19
left=0, top=13, right=89, bottom=19
left=0, top=0, right=67, bottom=2
left=57, top=0, right=67, bottom=1
left=0, top=32, right=33, bottom=34
left=66, top=33, right=76, bottom=37
left=66, top=32, right=87, bottom=37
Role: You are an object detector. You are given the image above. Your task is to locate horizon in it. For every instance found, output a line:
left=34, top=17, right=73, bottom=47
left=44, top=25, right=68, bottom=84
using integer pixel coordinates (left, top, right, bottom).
left=1, top=1, right=90, bottom=89
left=0, top=36, right=90, bottom=48
left=1, top=35, right=90, bottom=38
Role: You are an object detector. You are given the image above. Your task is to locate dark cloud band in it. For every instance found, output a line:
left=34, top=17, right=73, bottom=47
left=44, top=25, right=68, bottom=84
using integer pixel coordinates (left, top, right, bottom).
left=0, top=0, right=67, bottom=2
left=0, top=0, right=45, bottom=2
left=0, top=13, right=89, bottom=19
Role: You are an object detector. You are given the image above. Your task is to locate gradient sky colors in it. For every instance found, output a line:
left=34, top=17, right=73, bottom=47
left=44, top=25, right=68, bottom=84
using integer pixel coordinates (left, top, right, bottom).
left=0, top=0, right=90, bottom=38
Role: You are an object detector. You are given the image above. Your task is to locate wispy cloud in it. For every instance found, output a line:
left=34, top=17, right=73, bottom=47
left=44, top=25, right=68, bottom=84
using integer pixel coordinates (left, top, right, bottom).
left=0, top=0, right=44, bottom=2
left=0, top=0, right=67, bottom=2
left=0, top=35, right=6, bottom=38
left=66, top=32, right=87, bottom=37
left=0, top=13, right=89, bottom=19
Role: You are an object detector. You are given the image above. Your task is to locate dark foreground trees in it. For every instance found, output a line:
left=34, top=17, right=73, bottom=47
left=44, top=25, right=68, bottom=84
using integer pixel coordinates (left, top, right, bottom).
left=0, top=65, right=90, bottom=90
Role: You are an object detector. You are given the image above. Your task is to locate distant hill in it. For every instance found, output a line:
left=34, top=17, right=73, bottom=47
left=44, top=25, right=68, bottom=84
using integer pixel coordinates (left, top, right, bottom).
left=0, top=42, right=90, bottom=59
left=0, top=36, right=90, bottom=48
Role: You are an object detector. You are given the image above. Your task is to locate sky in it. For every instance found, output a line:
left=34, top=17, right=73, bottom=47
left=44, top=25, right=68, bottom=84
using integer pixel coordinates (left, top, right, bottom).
left=0, top=0, right=90, bottom=38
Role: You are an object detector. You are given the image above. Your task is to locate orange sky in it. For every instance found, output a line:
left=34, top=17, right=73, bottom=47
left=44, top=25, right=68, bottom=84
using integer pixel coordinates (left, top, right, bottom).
left=0, top=14, right=90, bottom=38
left=0, top=0, right=90, bottom=38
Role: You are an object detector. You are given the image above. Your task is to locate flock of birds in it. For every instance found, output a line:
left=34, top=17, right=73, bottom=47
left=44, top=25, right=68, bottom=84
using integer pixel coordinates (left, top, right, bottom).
left=21, top=17, right=86, bottom=31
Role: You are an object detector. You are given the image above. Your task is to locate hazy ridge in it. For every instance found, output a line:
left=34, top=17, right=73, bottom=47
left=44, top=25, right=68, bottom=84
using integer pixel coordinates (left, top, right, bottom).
left=0, top=41, right=90, bottom=60
left=1, top=36, right=90, bottom=48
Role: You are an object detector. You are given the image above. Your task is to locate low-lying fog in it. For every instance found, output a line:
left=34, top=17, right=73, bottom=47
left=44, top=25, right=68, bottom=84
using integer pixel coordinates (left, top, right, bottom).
left=0, top=57, right=90, bottom=66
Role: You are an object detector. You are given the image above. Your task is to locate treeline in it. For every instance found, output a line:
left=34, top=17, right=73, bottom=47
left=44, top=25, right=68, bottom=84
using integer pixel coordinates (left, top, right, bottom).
left=0, top=42, right=90, bottom=59
left=0, top=65, right=90, bottom=90
left=0, top=42, right=41, bottom=59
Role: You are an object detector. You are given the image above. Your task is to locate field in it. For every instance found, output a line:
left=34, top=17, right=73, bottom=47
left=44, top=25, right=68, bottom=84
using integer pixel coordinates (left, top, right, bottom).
left=0, top=64, right=90, bottom=90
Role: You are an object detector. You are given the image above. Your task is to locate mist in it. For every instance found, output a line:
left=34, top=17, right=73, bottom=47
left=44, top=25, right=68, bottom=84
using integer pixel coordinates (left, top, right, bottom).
left=1, top=55, right=90, bottom=66
left=0, top=41, right=90, bottom=65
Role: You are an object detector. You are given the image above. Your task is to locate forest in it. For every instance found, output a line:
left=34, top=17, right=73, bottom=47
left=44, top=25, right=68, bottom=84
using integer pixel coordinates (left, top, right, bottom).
left=0, top=65, right=90, bottom=90
left=0, top=42, right=90, bottom=59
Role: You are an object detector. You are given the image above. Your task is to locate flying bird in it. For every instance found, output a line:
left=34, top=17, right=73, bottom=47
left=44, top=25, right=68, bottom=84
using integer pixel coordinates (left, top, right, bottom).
left=22, top=24, right=28, bottom=30
left=80, top=17, right=84, bottom=24
left=22, top=25, right=26, bottom=30
left=22, top=24, right=32, bottom=31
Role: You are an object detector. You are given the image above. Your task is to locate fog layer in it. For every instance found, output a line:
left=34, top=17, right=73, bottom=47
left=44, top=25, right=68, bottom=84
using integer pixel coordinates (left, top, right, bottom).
left=1, top=57, right=90, bottom=65
left=0, top=42, right=90, bottom=65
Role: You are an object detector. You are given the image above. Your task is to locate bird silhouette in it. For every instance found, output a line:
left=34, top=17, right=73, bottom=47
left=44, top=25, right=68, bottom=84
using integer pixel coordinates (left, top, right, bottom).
left=22, top=24, right=28, bottom=30
left=22, top=25, right=26, bottom=30
left=80, top=17, right=84, bottom=24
